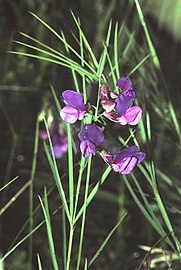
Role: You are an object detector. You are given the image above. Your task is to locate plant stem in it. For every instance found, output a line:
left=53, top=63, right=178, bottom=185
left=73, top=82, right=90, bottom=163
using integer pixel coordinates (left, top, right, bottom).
left=62, top=209, right=67, bottom=270
left=67, top=124, right=74, bottom=219
left=73, top=157, right=85, bottom=221
left=66, top=223, right=74, bottom=270
left=154, top=187, right=181, bottom=256
left=28, top=115, right=40, bottom=270
left=76, top=155, right=92, bottom=270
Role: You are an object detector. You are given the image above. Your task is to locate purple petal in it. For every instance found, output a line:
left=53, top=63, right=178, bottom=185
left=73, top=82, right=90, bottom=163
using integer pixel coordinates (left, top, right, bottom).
left=116, top=76, right=133, bottom=92
left=136, top=152, right=146, bottom=163
left=53, top=145, right=67, bottom=158
left=105, top=112, right=127, bottom=125
left=117, top=156, right=138, bottom=174
left=115, top=91, right=136, bottom=116
left=60, top=106, right=79, bottom=124
left=80, top=140, right=96, bottom=158
left=62, top=90, right=85, bottom=111
left=51, top=134, right=68, bottom=158
left=102, top=146, right=146, bottom=174
left=78, top=124, right=104, bottom=146
left=100, top=84, right=115, bottom=112
left=114, top=146, right=138, bottom=163
left=125, top=106, right=142, bottom=125
left=113, top=146, right=146, bottom=173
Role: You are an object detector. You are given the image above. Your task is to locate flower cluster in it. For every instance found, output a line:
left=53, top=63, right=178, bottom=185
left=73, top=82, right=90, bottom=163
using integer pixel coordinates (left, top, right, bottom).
left=60, top=76, right=146, bottom=174
left=100, top=76, right=142, bottom=125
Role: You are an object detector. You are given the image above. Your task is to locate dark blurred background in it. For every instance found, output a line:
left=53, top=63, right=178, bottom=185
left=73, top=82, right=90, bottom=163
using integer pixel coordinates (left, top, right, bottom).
left=1, top=0, right=181, bottom=269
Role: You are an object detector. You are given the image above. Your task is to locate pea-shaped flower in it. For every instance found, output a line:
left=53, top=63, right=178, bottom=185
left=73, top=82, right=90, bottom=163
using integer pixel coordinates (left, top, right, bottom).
left=100, top=76, right=142, bottom=125
left=102, top=146, right=146, bottom=174
left=78, top=124, right=104, bottom=158
left=109, top=90, right=142, bottom=125
left=60, top=90, right=87, bottom=124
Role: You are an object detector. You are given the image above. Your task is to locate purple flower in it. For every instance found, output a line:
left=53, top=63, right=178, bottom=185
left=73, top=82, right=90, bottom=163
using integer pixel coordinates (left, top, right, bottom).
left=78, top=124, right=104, bottom=158
left=107, top=90, right=142, bottom=125
left=50, top=133, right=68, bottom=158
left=116, top=76, right=133, bottom=92
left=39, top=123, right=68, bottom=159
left=60, top=90, right=87, bottom=124
left=102, top=146, right=146, bottom=174
left=100, top=76, right=142, bottom=125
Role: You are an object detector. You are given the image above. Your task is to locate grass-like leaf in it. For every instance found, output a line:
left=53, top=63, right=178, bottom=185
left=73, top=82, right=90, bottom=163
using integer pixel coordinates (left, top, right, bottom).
left=0, top=176, right=19, bottom=192
left=134, top=0, right=160, bottom=68
left=88, top=211, right=127, bottom=267
left=43, top=117, right=71, bottom=223
left=76, top=155, right=92, bottom=270
left=37, top=254, right=43, bottom=270
left=74, top=166, right=112, bottom=224
left=114, top=22, right=119, bottom=79
left=39, top=190, right=59, bottom=270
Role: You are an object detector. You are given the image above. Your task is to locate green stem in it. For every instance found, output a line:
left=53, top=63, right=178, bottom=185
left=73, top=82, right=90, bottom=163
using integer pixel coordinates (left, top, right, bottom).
left=154, top=187, right=181, bottom=255
left=73, top=157, right=85, bottom=221
left=67, top=124, right=74, bottom=219
left=79, top=24, right=87, bottom=104
left=66, top=223, right=74, bottom=270
left=94, top=78, right=101, bottom=122
left=62, top=209, right=67, bottom=270
left=76, top=155, right=92, bottom=270
left=43, top=118, right=71, bottom=223
left=28, top=115, right=40, bottom=270
left=74, top=166, right=111, bottom=224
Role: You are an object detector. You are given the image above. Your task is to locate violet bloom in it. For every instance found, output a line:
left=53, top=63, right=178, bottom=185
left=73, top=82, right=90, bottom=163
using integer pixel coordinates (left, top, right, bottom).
left=50, top=133, right=68, bottom=158
left=78, top=124, right=104, bottom=158
left=39, top=124, right=68, bottom=159
left=108, top=90, right=142, bottom=125
left=101, top=76, right=142, bottom=125
left=102, top=146, right=146, bottom=174
left=60, top=90, right=87, bottom=124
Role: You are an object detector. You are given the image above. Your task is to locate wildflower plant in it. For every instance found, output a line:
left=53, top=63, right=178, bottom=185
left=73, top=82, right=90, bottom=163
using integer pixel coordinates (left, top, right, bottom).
left=2, top=1, right=181, bottom=270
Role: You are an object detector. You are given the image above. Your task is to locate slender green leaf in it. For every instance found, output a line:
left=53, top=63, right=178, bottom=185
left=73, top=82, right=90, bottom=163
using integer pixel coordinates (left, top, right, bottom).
left=88, top=211, right=127, bottom=267
left=71, top=11, right=99, bottom=68
left=43, top=118, right=71, bottom=223
left=114, top=22, right=119, bottom=79
left=37, top=254, right=43, bottom=270
left=74, top=166, right=111, bottom=224
left=0, top=176, right=19, bottom=192
left=76, top=155, right=92, bottom=270
left=39, top=192, right=59, bottom=270
left=134, top=0, right=160, bottom=68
